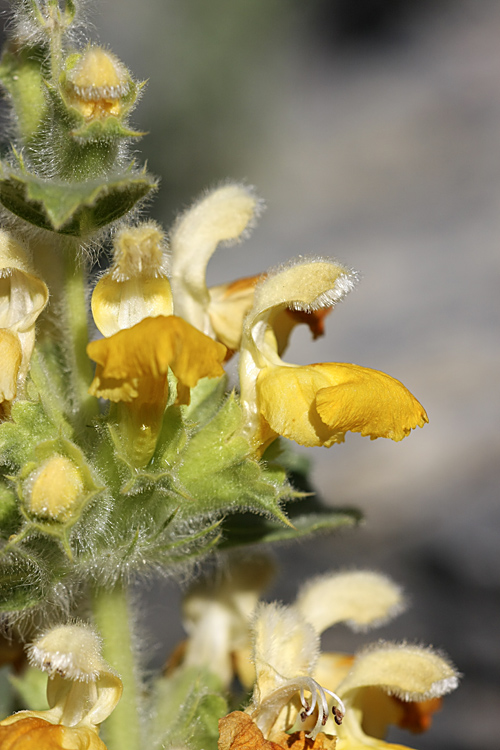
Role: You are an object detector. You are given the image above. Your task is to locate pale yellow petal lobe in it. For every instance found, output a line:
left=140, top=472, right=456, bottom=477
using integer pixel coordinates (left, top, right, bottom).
left=337, top=643, right=459, bottom=702
left=295, top=572, right=405, bottom=635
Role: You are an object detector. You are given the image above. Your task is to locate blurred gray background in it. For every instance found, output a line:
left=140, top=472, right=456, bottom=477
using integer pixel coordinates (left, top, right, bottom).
left=4, top=0, right=500, bottom=747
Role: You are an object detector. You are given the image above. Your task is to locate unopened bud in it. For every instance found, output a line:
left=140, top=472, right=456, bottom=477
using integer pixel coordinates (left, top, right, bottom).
left=25, top=455, right=84, bottom=522
left=64, top=46, right=132, bottom=120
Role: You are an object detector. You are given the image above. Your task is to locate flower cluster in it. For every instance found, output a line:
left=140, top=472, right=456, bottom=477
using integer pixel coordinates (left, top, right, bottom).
left=176, top=560, right=459, bottom=750
left=84, top=183, right=427, bottom=466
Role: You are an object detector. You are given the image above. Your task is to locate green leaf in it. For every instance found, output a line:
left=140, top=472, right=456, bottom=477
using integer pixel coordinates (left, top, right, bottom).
left=70, top=116, right=145, bottom=141
left=0, top=168, right=156, bottom=235
left=152, top=405, right=188, bottom=468
left=219, top=504, right=362, bottom=549
left=0, top=553, right=47, bottom=613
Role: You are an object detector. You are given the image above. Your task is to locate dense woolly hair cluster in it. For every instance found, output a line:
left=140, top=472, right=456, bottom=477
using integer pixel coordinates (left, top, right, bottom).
left=8, top=0, right=90, bottom=49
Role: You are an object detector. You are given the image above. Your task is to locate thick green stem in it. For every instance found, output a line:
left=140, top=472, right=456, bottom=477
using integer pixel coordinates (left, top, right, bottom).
left=61, top=242, right=100, bottom=428
left=91, top=583, right=143, bottom=750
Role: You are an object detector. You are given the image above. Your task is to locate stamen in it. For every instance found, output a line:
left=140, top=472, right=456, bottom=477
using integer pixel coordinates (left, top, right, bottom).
left=252, top=675, right=345, bottom=740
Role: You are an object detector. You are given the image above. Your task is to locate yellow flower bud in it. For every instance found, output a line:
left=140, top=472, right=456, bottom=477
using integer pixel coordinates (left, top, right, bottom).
left=25, top=455, right=84, bottom=522
left=64, top=46, right=132, bottom=121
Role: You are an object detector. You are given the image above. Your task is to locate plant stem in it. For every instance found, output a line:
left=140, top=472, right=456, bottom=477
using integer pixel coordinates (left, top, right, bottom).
left=61, top=240, right=99, bottom=429
left=91, top=583, right=143, bottom=750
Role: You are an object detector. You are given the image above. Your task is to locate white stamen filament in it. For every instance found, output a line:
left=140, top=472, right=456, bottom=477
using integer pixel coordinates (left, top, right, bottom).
left=252, top=676, right=345, bottom=740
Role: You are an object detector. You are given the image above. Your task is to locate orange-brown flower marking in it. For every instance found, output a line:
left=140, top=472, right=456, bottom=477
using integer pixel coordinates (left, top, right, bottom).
left=208, top=274, right=333, bottom=359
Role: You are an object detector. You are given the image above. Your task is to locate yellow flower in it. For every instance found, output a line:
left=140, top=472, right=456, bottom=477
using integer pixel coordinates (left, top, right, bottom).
left=0, top=230, right=48, bottom=414
left=239, top=571, right=458, bottom=750
left=0, top=623, right=122, bottom=750
left=238, top=259, right=428, bottom=451
left=91, top=222, right=173, bottom=337
left=170, top=183, right=262, bottom=350
left=87, top=315, right=226, bottom=465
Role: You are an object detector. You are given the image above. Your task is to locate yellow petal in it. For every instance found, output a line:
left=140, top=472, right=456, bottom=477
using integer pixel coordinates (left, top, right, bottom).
left=0, top=329, right=22, bottom=402
left=91, top=275, right=173, bottom=337
left=251, top=261, right=357, bottom=326
left=256, top=363, right=427, bottom=448
left=314, top=364, right=428, bottom=442
left=252, top=603, right=319, bottom=698
left=336, top=735, right=414, bottom=750
left=87, top=315, right=226, bottom=404
left=314, top=652, right=354, bottom=693
left=295, top=572, right=405, bottom=635
left=337, top=643, right=459, bottom=702
left=0, top=716, right=107, bottom=750
left=26, top=455, right=85, bottom=522
left=256, top=364, right=344, bottom=447
left=29, top=624, right=122, bottom=728
left=65, top=46, right=131, bottom=121
left=208, top=274, right=263, bottom=351
left=182, top=555, right=275, bottom=687
left=91, top=223, right=172, bottom=336
left=171, top=184, right=261, bottom=332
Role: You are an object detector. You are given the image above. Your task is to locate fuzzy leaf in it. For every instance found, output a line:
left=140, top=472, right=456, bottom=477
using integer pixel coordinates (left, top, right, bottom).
left=175, top=393, right=292, bottom=523
left=0, top=168, right=156, bottom=235
left=0, top=400, right=58, bottom=468
left=220, top=505, right=362, bottom=548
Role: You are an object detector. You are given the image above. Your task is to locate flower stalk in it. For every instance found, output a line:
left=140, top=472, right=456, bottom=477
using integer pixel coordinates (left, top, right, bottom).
left=91, top=584, right=142, bottom=750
